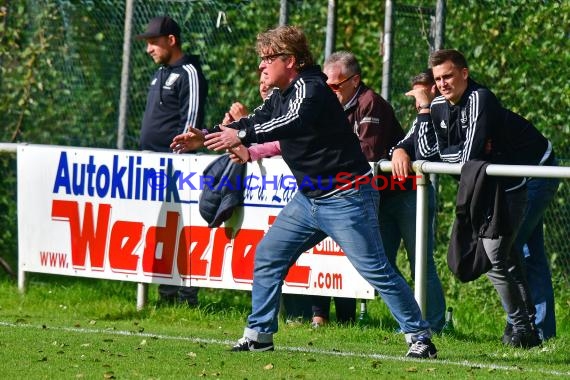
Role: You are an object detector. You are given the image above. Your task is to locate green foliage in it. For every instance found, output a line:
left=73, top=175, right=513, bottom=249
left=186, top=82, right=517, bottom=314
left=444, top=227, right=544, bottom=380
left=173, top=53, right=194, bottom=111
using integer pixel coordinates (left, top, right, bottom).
left=197, top=0, right=278, bottom=128
left=445, top=0, right=570, bottom=156
left=0, top=1, right=121, bottom=147
left=0, top=154, right=17, bottom=270
left=335, top=0, right=385, bottom=91
left=3, top=0, right=566, bottom=151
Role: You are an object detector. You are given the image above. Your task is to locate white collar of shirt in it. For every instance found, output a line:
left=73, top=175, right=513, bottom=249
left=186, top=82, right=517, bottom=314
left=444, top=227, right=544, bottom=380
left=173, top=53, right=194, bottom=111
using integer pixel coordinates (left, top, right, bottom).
left=343, top=84, right=363, bottom=111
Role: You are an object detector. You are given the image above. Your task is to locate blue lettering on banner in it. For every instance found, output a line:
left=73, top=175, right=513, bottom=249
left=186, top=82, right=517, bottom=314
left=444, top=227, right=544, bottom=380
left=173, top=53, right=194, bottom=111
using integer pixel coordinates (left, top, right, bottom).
left=53, top=151, right=72, bottom=194
left=110, top=155, right=126, bottom=198
left=51, top=151, right=183, bottom=203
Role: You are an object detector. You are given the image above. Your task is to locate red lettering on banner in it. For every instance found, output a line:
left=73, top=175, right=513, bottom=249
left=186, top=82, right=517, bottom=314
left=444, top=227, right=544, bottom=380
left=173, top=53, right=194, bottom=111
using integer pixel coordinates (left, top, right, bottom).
left=142, top=211, right=179, bottom=277
left=109, top=221, right=143, bottom=272
left=284, top=262, right=311, bottom=287
left=51, top=200, right=110, bottom=270
left=231, top=229, right=264, bottom=283
left=207, top=228, right=232, bottom=280
left=51, top=201, right=313, bottom=287
left=313, top=238, right=344, bottom=256
left=176, top=225, right=211, bottom=278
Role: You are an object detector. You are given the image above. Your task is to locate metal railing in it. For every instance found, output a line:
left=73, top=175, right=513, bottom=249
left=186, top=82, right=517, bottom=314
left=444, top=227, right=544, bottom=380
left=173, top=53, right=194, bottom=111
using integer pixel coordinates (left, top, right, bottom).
left=377, top=159, right=570, bottom=316
left=0, top=143, right=20, bottom=153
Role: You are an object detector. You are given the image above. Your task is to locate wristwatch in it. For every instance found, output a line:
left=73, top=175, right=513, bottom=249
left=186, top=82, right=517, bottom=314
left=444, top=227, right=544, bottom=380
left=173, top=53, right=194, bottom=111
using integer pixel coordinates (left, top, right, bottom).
left=237, top=129, right=247, bottom=143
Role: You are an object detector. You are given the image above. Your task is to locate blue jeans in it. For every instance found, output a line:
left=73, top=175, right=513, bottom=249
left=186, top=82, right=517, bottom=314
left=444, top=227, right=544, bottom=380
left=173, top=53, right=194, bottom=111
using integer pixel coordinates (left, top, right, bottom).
left=379, top=187, right=446, bottom=332
left=243, top=183, right=431, bottom=344
left=512, top=167, right=560, bottom=339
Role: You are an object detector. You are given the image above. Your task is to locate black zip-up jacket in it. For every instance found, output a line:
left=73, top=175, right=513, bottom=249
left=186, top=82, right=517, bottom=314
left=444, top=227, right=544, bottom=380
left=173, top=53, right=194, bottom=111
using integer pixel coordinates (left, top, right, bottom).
left=431, top=78, right=551, bottom=190
left=393, top=78, right=553, bottom=190
left=226, top=65, right=371, bottom=198
left=448, top=160, right=511, bottom=282
left=391, top=113, right=439, bottom=161
left=140, top=54, right=207, bottom=152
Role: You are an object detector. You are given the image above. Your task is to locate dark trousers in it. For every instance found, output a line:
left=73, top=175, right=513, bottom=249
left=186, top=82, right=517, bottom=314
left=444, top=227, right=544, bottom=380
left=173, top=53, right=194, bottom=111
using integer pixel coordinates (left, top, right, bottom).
left=311, top=295, right=356, bottom=323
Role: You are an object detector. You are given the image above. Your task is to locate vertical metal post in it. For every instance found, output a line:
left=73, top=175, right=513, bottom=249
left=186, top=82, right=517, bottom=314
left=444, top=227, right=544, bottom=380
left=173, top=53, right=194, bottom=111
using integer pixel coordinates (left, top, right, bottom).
left=429, top=0, right=446, bottom=231
left=116, top=0, right=134, bottom=150
left=381, top=0, right=394, bottom=101
left=118, top=0, right=147, bottom=307
left=279, top=0, right=289, bottom=26
left=413, top=161, right=429, bottom=317
left=137, top=282, right=148, bottom=311
left=324, top=0, right=336, bottom=59
left=430, top=0, right=446, bottom=232
left=18, top=268, right=26, bottom=294
left=434, top=0, right=446, bottom=50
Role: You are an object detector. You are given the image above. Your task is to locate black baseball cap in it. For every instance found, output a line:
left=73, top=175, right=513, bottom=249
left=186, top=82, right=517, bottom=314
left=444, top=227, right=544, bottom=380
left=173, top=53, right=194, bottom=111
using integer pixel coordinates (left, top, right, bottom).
left=136, top=16, right=181, bottom=40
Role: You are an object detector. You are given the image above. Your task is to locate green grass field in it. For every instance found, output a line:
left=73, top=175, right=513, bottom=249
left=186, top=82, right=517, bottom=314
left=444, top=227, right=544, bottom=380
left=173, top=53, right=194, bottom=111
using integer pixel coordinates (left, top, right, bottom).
left=0, top=273, right=569, bottom=379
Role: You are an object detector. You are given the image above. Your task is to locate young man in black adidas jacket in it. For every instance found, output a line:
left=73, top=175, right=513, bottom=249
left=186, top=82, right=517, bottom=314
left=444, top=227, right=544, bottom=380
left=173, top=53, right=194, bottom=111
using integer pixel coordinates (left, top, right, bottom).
left=392, top=49, right=557, bottom=348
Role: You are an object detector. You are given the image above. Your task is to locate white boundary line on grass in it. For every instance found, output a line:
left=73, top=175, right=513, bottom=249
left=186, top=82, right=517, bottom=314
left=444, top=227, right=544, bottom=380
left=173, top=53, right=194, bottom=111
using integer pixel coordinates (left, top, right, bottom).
left=1, top=321, right=568, bottom=377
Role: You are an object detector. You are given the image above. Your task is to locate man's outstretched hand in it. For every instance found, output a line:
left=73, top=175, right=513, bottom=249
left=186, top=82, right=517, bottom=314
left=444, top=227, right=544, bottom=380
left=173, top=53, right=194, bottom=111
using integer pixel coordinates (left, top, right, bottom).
left=204, top=125, right=241, bottom=152
left=171, top=126, right=205, bottom=153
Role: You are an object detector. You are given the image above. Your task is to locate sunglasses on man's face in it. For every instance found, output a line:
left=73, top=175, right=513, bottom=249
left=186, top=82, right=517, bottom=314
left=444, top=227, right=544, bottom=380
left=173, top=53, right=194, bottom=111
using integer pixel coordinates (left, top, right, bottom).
left=328, top=74, right=357, bottom=92
left=260, top=52, right=289, bottom=64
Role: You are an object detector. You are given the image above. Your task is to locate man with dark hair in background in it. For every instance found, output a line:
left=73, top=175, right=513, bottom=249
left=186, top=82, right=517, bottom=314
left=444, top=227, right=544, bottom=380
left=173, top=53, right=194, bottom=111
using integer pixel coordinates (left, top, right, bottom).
left=137, top=15, right=207, bottom=306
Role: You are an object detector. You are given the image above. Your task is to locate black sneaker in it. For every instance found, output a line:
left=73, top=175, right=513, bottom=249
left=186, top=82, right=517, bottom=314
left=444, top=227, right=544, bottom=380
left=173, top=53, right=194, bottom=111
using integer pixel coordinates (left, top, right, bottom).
left=508, top=329, right=542, bottom=349
left=501, top=322, right=513, bottom=345
left=406, top=338, right=437, bottom=359
left=231, top=337, right=274, bottom=352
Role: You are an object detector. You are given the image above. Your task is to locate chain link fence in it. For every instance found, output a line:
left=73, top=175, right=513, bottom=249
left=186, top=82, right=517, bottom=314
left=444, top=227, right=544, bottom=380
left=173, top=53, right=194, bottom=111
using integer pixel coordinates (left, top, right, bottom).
left=544, top=159, right=570, bottom=276
left=0, top=0, right=568, bottom=280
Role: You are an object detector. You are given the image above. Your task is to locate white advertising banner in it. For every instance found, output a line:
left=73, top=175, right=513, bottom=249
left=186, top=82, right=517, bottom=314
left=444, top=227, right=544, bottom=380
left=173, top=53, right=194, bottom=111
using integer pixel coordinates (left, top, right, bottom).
left=17, top=145, right=374, bottom=299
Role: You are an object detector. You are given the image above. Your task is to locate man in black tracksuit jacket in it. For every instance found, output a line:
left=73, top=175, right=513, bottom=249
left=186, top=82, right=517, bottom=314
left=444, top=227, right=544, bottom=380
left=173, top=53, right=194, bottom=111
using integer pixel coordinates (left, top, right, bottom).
left=138, top=17, right=207, bottom=152
left=393, top=49, right=554, bottom=348
left=140, top=53, right=207, bottom=152
left=171, top=25, right=437, bottom=359
left=137, top=16, right=207, bottom=305
left=428, top=74, right=558, bottom=345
